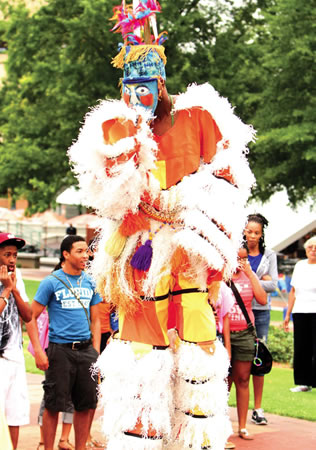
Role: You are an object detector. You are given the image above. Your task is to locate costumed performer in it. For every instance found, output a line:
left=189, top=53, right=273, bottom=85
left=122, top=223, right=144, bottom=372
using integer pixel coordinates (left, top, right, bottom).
left=68, top=1, right=256, bottom=449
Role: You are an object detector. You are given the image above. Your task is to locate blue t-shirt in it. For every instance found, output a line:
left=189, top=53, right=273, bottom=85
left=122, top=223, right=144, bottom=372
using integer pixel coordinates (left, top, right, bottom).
left=34, top=269, right=102, bottom=343
left=248, top=253, right=263, bottom=274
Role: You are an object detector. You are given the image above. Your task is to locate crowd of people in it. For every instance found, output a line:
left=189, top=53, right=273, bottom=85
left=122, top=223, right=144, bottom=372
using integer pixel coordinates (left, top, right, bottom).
left=0, top=226, right=315, bottom=450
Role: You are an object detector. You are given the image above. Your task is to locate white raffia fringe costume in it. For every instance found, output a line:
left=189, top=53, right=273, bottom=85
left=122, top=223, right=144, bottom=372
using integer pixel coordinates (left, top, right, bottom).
left=69, top=80, right=255, bottom=448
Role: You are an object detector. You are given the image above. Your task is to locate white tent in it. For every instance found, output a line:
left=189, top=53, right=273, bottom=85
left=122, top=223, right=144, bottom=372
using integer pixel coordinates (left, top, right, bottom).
left=56, top=187, right=85, bottom=206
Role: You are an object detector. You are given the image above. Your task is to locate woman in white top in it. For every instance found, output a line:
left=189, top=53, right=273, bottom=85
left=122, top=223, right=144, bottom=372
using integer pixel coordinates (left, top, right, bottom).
left=284, top=236, right=316, bottom=392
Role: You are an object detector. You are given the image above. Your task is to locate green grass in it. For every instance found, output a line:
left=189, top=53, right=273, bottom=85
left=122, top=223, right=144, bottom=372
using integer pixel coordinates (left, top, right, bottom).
left=23, top=279, right=43, bottom=375
left=229, top=365, right=316, bottom=421
left=23, top=333, right=43, bottom=375
left=24, top=279, right=40, bottom=301
left=270, top=309, right=283, bottom=322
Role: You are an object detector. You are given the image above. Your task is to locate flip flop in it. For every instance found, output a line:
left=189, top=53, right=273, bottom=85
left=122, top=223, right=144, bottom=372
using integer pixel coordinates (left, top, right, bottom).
left=86, top=437, right=106, bottom=448
left=239, top=428, right=254, bottom=440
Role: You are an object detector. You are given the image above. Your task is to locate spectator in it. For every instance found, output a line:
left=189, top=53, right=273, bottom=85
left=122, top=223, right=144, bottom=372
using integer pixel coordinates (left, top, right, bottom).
left=0, top=232, right=32, bottom=449
left=37, top=398, right=74, bottom=450
left=29, top=235, right=101, bottom=450
left=215, top=282, right=235, bottom=359
left=27, top=309, right=75, bottom=450
left=66, top=224, right=77, bottom=235
left=284, top=236, right=316, bottom=392
left=244, top=213, right=278, bottom=425
left=228, top=248, right=267, bottom=440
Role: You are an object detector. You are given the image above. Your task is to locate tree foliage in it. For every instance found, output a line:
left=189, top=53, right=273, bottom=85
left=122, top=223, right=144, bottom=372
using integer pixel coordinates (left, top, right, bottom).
left=250, top=0, right=316, bottom=205
left=0, top=0, right=314, bottom=212
left=0, top=0, right=120, bottom=212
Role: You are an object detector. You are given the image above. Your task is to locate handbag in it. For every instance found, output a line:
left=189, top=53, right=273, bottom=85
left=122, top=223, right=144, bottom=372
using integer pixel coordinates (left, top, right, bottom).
left=227, top=280, right=273, bottom=376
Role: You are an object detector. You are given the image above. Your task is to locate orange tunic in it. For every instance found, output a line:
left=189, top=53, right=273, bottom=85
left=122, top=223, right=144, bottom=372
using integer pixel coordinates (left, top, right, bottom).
left=99, top=301, right=112, bottom=334
left=152, top=108, right=222, bottom=189
left=118, top=107, right=221, bottom=345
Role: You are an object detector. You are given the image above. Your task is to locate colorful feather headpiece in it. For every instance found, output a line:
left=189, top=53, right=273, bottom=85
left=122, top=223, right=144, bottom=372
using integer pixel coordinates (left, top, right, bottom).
left=110, top=0, right=167, bottom=81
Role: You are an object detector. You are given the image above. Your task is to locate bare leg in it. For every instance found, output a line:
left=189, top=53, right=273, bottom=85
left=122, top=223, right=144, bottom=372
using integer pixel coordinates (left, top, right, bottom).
left=73, top=409, right=93, bottom=450
left=86, top=408, right=95, bottom=443
left=60, top=422, right=72, bottom=441
left=232, top=360, right=252, bottom=430
left=9, top=425, right=19, bottom=449
left=253, top=374, right=264, bottom=409
left=42, top=408, right=59, bottom=450
left=39, top=425, right=44, bottom=444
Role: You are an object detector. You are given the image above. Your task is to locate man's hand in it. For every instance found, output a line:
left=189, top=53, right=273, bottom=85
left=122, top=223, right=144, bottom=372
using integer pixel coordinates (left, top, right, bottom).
left=34, top=348, right=49, bottom=371
left=0, top=264, right=14, bottom=291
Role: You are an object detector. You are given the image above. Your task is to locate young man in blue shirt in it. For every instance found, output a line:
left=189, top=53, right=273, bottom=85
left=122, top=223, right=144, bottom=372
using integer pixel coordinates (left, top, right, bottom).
left=30, top=235, right=101, bottom=450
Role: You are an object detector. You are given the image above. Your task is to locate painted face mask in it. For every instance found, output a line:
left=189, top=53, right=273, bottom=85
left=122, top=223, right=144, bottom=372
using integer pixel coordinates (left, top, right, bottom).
left=123, top=79, right=159, bottom=116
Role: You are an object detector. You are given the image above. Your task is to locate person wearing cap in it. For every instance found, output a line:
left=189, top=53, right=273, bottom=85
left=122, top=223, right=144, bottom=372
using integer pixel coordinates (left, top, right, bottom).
left=29, top=235, right=101, bottom=450
left=69, top=2, right=255, bottom=448
left=0, top=232, right=32, bottom=449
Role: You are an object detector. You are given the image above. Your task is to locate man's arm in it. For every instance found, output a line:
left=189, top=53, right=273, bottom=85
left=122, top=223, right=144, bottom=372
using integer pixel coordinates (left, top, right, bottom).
left=90, top=304, right=101, bottom=353
left=283, top=287, right=295, bottom=332
left=26, top=300, right=49, bottom=371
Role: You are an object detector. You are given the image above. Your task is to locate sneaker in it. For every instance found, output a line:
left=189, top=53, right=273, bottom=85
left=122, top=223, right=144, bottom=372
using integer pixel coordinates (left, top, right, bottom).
left=251, top=408, right=268, bottom=425
left=290, top=385, right=312, bottom=392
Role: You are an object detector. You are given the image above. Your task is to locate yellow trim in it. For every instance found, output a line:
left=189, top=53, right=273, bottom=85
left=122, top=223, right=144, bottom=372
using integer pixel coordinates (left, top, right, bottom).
left=151, top=159, right=167, bottom=189
left=178, top=276, right=216, bottom=342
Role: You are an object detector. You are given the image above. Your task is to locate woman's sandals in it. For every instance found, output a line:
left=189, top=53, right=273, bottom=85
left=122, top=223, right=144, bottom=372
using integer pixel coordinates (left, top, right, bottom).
left=239, top=428, right=254, bottom=440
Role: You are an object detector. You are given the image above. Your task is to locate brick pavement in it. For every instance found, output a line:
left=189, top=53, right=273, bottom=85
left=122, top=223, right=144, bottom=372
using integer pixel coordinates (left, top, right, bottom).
left=19, top=373, right=316, bottom=450
left=19, top=373, right=105, bottom=450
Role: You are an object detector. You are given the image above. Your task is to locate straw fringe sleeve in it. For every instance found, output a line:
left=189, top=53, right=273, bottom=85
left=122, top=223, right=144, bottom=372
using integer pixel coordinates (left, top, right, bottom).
left=68, top=99, right=161, bottom=221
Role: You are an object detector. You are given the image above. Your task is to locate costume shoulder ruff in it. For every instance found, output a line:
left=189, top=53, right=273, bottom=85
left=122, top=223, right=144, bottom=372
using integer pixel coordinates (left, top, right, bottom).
left=69, top=83, right=255, bottom=303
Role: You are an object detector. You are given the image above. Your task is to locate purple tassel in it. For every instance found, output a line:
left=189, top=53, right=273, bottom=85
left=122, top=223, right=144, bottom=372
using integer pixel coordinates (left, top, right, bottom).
left=131, top=240, right=153, bottom=271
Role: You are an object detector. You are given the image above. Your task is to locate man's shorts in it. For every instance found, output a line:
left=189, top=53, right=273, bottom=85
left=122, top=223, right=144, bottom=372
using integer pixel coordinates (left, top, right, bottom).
left=0, top=356, right=30, bottom=426
left=230, top=328, right=255, bottom=362
left=43, top=342, right=99, bottom=412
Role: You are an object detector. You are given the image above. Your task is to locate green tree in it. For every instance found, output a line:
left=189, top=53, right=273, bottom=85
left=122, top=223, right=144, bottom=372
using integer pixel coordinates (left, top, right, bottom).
left=1, top=0, right=313, bottom=212
left=1, top=0, right=238, bottom=212
left=250, top=0, right=316, bottom=205
left=0, top=0, right=120, bottom=213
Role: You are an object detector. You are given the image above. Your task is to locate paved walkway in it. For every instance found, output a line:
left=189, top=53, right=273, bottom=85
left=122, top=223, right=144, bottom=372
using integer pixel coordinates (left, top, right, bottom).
left=20, top=373, right=105, bottom=450
left=19, top=372, right=316, bottom=449
left=18, top=268, right=315, bottom=449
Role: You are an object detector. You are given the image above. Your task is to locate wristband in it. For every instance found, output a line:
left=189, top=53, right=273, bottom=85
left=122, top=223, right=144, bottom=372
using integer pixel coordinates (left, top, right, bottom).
left=0, top=296, right=9, bottom=305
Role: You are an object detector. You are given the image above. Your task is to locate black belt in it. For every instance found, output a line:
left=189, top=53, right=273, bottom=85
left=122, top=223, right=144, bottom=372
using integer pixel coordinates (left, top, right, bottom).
left=55, top=338, right=92, bottom=351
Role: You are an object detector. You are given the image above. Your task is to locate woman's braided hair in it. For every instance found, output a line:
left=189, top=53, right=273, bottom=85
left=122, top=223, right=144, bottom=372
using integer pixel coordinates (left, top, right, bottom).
left=245, top=213, right=269, bottom=254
